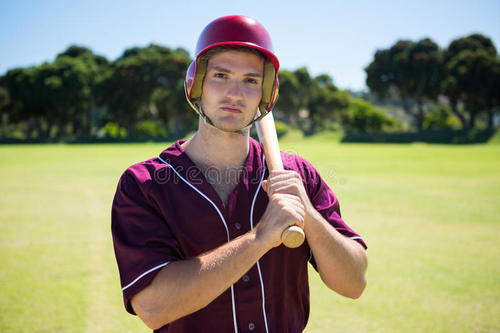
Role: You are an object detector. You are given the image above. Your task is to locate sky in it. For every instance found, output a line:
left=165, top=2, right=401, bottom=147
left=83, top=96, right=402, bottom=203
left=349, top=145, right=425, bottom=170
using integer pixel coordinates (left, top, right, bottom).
left=1, top=0, right=499, bottom=91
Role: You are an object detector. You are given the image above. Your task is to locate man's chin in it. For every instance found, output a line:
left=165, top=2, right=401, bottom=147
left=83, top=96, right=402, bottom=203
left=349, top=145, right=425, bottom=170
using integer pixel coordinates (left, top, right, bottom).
left=211, top=118, right=250, bottom=133
left=218, top=125, right=249, bottom=134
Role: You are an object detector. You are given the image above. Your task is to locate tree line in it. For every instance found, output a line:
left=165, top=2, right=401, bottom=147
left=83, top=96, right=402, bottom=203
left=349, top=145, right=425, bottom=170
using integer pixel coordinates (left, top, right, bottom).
left=0, top=33, right=498, bottom=140
left=0, top=44, right=196, bottom=139
left=365, top=33, right=500, bottom=132
left=0, top=43, right=394, bottom=139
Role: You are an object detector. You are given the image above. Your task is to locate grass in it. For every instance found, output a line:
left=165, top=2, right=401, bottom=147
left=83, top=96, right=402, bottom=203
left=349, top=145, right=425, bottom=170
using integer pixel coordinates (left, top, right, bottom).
left=0, top=132, right=499, bottom=332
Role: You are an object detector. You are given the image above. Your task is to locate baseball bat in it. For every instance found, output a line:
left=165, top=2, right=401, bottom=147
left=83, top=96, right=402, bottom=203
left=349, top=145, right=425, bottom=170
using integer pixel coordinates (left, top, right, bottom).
left=256, top=112, right=305, bottom=248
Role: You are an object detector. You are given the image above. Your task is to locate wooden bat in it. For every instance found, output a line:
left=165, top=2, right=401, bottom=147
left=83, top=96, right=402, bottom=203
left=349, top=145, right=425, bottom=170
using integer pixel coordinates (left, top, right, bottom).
left=256, top=112, right=305, bottom=248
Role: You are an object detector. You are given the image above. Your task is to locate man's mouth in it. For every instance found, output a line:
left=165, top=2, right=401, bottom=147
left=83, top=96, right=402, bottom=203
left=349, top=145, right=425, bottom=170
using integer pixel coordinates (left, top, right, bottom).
left=220, top=105, right=243, bottom=113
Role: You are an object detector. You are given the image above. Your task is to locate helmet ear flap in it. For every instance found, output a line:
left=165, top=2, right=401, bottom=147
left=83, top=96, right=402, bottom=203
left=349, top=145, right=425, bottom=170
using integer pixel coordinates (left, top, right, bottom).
left=190, top=59, right=207, bottom=100
left=259, top=61, right=279, bottom=116
left=184, top=59, right=208, bottom=115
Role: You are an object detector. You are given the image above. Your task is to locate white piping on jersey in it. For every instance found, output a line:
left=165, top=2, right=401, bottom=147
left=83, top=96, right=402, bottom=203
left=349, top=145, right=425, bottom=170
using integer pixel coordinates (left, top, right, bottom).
left=122, top=262, right=170, bottom=292
left=250, top=155, right=270, bottom=333
left=157, top=156, right=239, bottom=333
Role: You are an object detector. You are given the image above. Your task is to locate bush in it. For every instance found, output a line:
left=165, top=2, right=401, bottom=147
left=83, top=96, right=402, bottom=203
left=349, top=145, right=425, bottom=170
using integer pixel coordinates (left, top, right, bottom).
left=342, top=99, right=398, bottom=133
left=135, top=120, right=167, bottom=137
left=102, top=122, right=127, bottom=138
left=423, top=105, right=461, bottom=130
left=274, top=120, right=290, bottom=138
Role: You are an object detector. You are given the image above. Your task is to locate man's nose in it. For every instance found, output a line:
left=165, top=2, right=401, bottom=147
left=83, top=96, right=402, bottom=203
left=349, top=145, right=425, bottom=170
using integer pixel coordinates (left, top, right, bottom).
left=226, top=79, right=243, bottom=98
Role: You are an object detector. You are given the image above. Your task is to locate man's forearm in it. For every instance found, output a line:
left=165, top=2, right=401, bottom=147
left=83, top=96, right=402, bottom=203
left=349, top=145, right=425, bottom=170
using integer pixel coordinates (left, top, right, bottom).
left=305, top=209, right=368, bottom=299
left=131, top=229, right=271, bottom=330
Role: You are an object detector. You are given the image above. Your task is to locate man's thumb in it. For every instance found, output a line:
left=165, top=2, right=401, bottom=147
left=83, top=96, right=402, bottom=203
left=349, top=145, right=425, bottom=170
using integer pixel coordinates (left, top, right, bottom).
left=261, top=180, right=268, bottom=192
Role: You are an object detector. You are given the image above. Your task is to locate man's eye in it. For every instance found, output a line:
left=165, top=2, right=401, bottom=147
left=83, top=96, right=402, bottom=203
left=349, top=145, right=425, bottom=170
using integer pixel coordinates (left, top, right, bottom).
left=246, top=78, right=258, bottom=84
left=214, top=73, right=226, bottom=78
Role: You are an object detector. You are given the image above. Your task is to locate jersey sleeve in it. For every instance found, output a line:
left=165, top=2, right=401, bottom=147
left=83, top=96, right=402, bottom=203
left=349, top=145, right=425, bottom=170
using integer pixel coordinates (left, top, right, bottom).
left=295, top=157, right=367, bottom=269
left=111, top=166, right=183, bottom=314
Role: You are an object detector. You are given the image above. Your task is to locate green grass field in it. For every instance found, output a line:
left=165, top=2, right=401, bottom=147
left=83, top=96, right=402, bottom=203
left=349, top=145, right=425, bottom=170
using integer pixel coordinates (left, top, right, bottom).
left=1, top=132, right=499, bottom=332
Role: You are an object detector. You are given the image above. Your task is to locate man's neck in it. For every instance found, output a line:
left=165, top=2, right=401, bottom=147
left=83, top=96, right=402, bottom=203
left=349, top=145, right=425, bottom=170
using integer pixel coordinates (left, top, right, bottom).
left=181, top=121, right=250, bottom=170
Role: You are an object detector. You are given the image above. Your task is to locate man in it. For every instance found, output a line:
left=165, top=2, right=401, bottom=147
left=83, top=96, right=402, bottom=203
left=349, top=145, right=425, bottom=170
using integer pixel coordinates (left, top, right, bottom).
left=112, top=15, right=367, bottom=332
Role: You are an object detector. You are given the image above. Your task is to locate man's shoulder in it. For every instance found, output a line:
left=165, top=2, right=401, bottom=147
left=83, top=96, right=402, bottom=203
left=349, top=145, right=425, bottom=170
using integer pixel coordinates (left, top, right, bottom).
left=117, top=158, right=163, bottom=192
left=119, top=141, right=181, bottom=185
left=281, top=150, right=316, bottom=174
left=124, top=156, right=163, bottom=174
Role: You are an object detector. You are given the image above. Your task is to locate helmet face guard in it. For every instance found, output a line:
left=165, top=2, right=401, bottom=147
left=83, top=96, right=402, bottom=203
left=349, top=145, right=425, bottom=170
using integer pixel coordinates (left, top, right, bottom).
left=185, top=15, right=280, bottom=123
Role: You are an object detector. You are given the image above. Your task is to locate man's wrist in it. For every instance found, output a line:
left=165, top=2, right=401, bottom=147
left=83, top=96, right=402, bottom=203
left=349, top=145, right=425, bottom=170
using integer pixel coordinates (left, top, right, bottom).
left=251, top=224, right=276, bottom=251
left=304, top=208, right=327, bottom=237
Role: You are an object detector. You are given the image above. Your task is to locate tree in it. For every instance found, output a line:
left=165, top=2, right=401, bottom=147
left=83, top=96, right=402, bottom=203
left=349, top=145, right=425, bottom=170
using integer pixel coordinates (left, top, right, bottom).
left=2, top=65, right=55, bottom=137
left=100, top=44, right=194, bottom=136
left=445, top=33, right=496, bottom=59
left=0, top=84, right=8, bottom=110
left=0, top=77, right=11, bottom=136
left=365, top=42, right=413, bottom=115
left=293, top=66, right=314, bottom=122
left=442, top=34, right=499, bottom=129
left=275, top=69, right=300, bottom=118
left=307, top=74, right=349, bottom=133
left=407, top=39, right=443, bottom=130
left=55, top=45, right=110, bottom=136
left=1, top=45, right=109, bottom=138
left=491, top=60, right=500, bottom=128
left=277, top=67, right=348, bottom=134
left=150, top=47, right=196, bottom=136
left=365, top=38, right=443, bottom=132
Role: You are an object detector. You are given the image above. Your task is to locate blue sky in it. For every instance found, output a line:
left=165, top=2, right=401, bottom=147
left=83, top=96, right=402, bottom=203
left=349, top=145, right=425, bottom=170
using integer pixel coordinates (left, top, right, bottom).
left=1, top=0, right=499, bottom=90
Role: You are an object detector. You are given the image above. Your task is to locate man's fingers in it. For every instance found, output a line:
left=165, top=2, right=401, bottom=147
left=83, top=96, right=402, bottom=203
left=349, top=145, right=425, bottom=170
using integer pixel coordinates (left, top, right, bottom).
left=282, top=206, right=305, bottom=228
left=261, top=180, right=268, bottom=192
left=264, top=175, right=302, bottom=196
left=269, top=182, right=301, bottom=195
left=268, top=171, right=302, bottom=185
left=269, top=170, right=302, bottom=182
left=272, top=193, right=303, bottom=205
left=274, top=198, right=305, bottom=230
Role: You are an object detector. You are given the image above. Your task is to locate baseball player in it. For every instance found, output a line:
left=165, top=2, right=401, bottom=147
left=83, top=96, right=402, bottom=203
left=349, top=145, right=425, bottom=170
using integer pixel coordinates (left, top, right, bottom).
left=112, top=15, right=367, bottom=332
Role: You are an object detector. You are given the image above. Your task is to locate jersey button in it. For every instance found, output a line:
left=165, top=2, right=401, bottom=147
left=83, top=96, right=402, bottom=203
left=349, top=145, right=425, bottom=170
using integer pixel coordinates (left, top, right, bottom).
left=248, top=322, right=255, bottom=331
left=242, top=275, right=250, bottom=282
left=235, top=222, right=241, bottom=230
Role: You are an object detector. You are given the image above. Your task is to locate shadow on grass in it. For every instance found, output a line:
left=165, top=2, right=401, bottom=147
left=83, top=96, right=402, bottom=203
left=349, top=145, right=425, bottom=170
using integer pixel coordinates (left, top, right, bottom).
left=1, top=129, right=498, bottom=145
left=0, top=135, right=185, bottom=145
left=341, top=129, right=497, bottom=144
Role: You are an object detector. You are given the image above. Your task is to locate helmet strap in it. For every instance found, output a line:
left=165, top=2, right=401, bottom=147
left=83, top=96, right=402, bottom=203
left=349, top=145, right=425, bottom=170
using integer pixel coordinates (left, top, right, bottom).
left=199, top=105, right=253, bottom=136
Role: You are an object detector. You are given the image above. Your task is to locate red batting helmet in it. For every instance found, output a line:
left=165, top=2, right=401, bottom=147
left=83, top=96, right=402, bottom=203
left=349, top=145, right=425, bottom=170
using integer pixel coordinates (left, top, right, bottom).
left=185, top=15, right=280, bottom=121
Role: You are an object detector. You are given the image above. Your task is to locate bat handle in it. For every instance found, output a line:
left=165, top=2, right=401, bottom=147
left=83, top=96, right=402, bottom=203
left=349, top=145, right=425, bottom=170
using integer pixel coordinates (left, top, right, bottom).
left=256, top=112, right=305, bottom=249
left=281, top=225, right=305, bottom=248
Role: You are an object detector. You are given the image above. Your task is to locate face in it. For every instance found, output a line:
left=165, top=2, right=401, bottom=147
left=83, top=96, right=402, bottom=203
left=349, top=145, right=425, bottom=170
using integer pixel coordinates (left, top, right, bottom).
left=200, top=50, right=264, bottom=132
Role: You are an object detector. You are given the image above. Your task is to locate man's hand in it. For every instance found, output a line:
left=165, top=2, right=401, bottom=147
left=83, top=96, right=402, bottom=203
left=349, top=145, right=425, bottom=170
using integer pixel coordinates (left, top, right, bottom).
left=263, top=170, right=316, bottom=220
left=257, top=170, right=309, bottom=247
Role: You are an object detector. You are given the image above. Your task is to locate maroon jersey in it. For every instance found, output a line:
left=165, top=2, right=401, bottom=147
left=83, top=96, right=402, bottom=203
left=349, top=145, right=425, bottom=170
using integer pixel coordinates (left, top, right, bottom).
left=112, top=137, right=366, bottom=332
